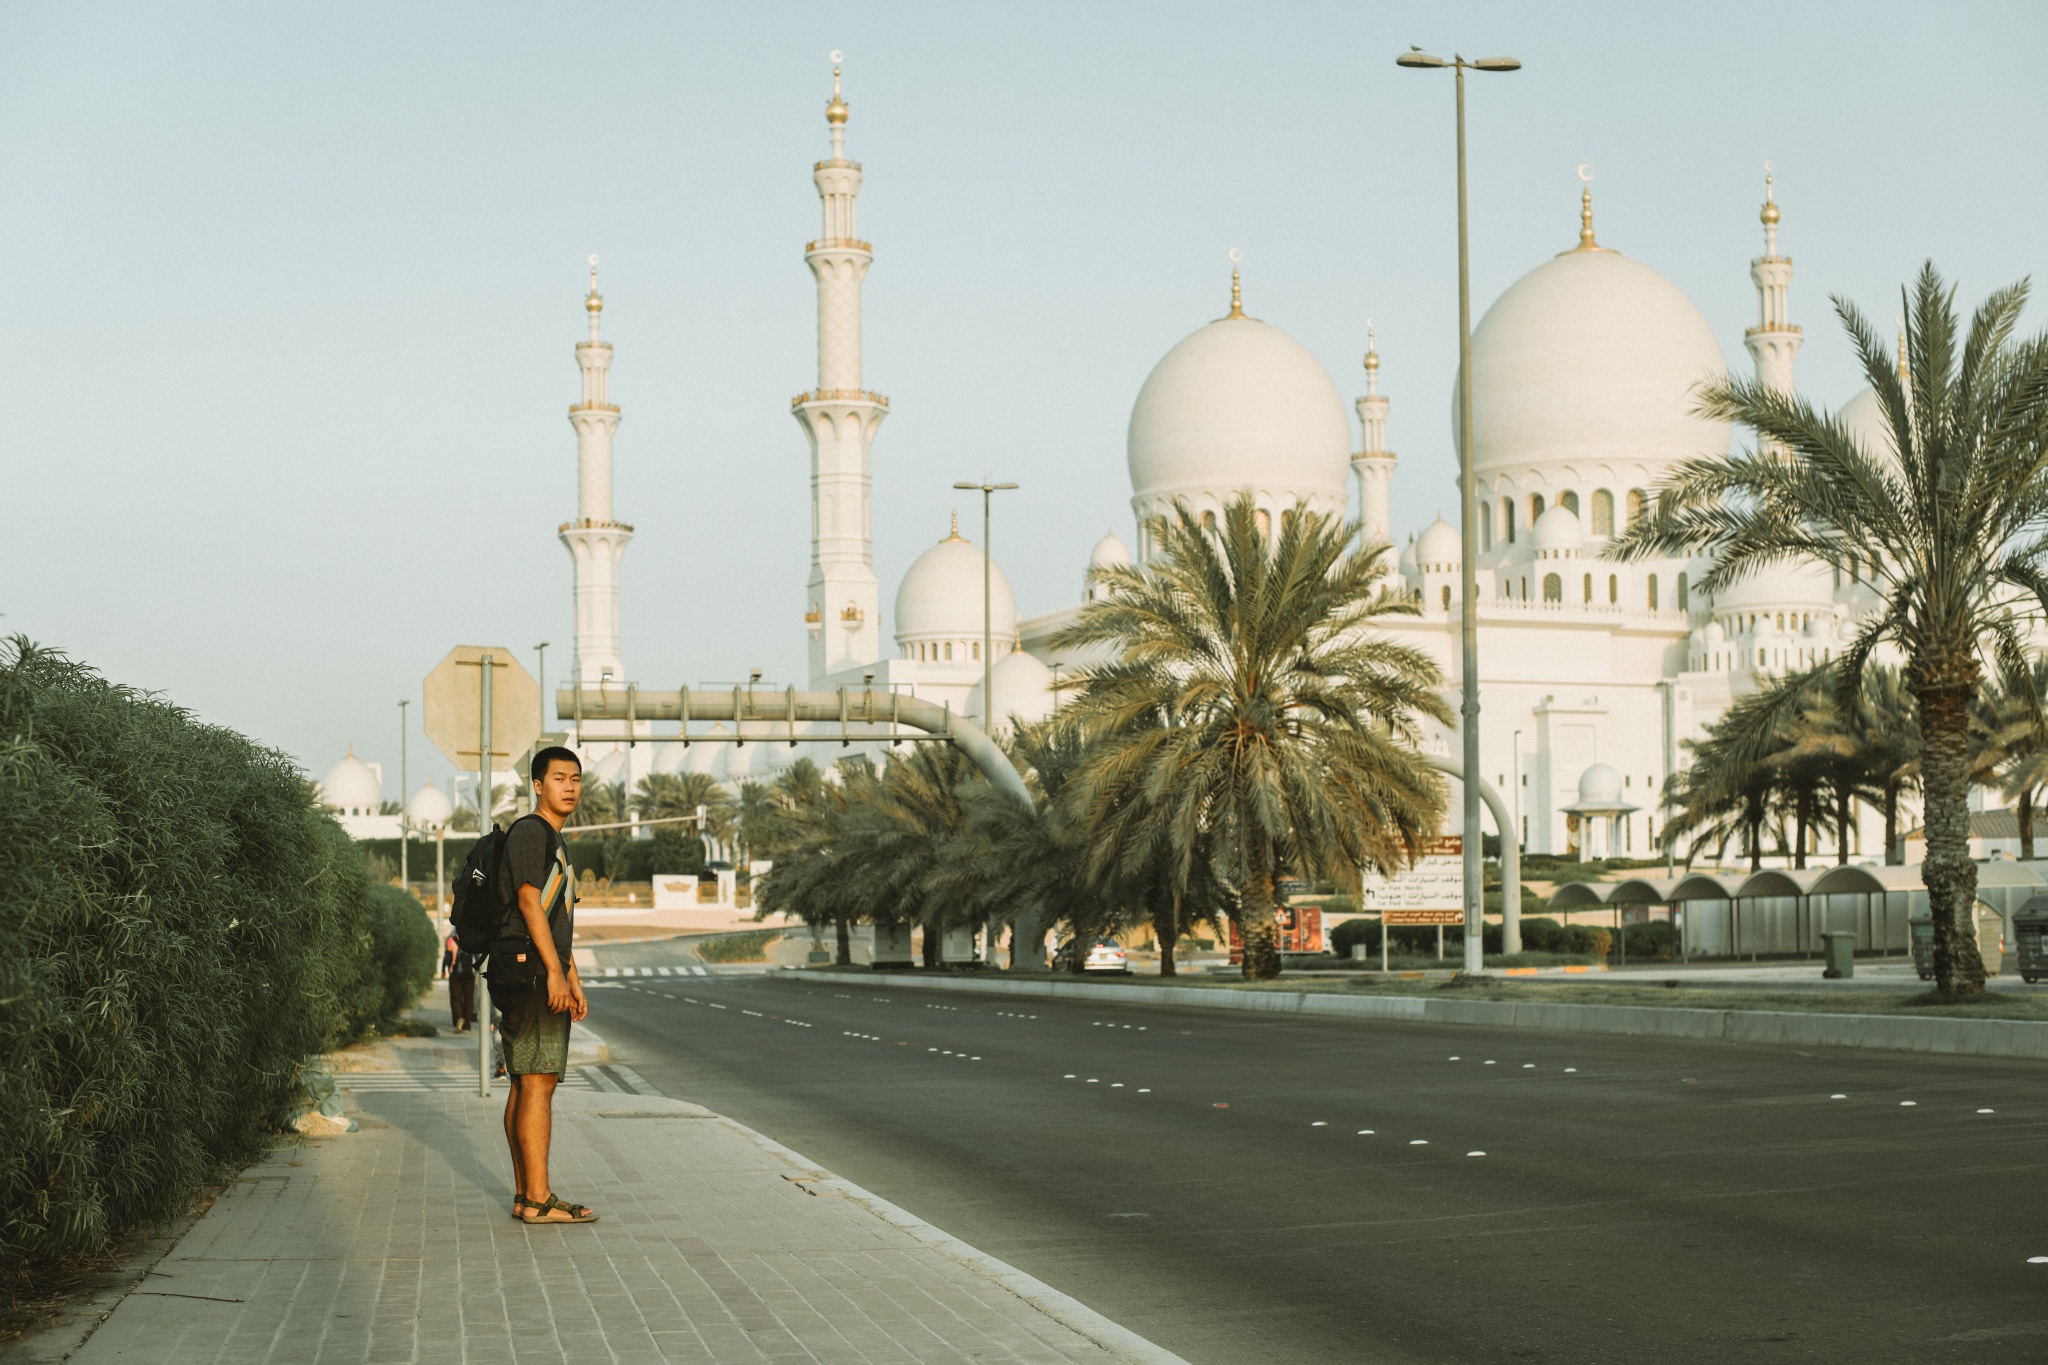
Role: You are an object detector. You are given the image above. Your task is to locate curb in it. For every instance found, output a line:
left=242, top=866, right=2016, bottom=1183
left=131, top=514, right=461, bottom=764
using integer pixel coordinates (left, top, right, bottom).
left=717, top=1118, right=1191, bottom=1365
left=766, top=969, right=2048, bottom=1060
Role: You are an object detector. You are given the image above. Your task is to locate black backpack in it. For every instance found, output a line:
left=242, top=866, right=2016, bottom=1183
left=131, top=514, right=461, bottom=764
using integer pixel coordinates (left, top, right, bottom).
left=451, top=815, right=555, bottom=956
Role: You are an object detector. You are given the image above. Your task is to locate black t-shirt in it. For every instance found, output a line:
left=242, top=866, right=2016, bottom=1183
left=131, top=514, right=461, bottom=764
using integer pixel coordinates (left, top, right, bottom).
left=503, top=815, right=575, bottom=965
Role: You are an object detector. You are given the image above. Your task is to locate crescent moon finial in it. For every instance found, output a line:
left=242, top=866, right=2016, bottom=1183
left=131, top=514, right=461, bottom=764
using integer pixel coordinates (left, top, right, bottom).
left=1576, top=163, right=1592, bottom=182
left=1228, top=247, right=1242, bottom=263
left=588, top=254, right=599, bottom=268
left=830, top=48, right=843, bottom=63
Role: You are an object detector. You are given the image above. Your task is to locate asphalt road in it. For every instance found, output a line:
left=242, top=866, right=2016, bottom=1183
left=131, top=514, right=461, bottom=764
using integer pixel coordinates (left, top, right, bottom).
left=584, top=972, right=2048, bottom=1364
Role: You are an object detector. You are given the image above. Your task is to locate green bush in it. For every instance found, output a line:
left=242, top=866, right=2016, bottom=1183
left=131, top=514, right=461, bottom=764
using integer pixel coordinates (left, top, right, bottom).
left=0, top=640, right=432, bottom=1304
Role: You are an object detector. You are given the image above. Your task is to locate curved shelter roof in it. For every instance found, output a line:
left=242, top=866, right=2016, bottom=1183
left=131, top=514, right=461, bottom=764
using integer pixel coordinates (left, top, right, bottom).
left=1731, top=868, right=1829, bottom=900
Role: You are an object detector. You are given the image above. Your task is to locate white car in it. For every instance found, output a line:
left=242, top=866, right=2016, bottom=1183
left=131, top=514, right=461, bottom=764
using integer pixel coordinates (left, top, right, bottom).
left=1083, top=940, right=1130, bottom=974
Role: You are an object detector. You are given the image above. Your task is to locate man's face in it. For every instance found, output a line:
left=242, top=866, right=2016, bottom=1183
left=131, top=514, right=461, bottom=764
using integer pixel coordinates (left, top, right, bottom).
left=535, top=760, right=582, bottom=818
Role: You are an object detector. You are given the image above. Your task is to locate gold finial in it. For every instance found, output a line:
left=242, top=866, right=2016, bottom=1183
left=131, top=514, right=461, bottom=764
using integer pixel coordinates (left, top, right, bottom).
left=1576, top=185, right=1599, bottom=251
left=946, top=509, right=962, bottom=541
left=1363, top=321, right=1379, bottom=371
left=826, top=62, right=848, bottom=125
left=1228, top=267, right=1245, bottom=319
left=585, top=254, right=603, bottom=313
left=1760, top=169, right=1780, bottom=226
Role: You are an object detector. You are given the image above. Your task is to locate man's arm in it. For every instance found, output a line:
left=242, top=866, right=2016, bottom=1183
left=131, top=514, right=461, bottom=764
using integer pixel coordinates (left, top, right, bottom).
left=516, top=883, right=574, bottom=1014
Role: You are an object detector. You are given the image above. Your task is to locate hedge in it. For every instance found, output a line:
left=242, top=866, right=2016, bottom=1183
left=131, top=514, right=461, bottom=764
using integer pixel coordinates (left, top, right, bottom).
left=0, top=640, right=436, bottom=1305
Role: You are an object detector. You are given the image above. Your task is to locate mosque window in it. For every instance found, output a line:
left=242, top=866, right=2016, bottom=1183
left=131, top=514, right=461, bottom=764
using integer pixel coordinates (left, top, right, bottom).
left=1648, top=575, right=1659, bottom=611
left=1531, top=493, right=1546, bottom=522
left=1503, top=500, right=1516, bottom=544
left=1582, top=573, right=1592, bottom=603
left=1202, top=511, right=1217, bottom=534
left=1255, top=508, right=1271, bottom=538
left=1676, top=572, right=1690, bottom=611
left=1561, top=491, right=1580, bottom=517
left=1543, top=573, right=1562, bottom=603
left=972, top=642, right=980, bottom=661
left=1591, top=490, right=1614, bottom=537
left=1479, top=504, right=1492, bottom=551
left=944, top=642, right=954, bottom=661
left=1441, top=585, right=1451, bottom=610
left=1608, top=574, right=1618, bottom=604
left=1626, top=489, right=1646, bottom=530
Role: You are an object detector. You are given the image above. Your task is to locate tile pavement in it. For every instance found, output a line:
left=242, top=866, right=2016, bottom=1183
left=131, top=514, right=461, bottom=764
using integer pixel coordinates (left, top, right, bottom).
left=66, top=1067, right=1182, bottom=1364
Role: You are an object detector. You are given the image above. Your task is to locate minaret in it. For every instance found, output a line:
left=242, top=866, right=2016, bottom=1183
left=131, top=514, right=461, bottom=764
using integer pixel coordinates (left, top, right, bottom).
left=559, top=257, right=633, bottom=684
left=792, top=63, right=886, bottom=685
left=1744, top=172, right=1802, bottom=408
left=1352, top=327, right=1396, bottom=545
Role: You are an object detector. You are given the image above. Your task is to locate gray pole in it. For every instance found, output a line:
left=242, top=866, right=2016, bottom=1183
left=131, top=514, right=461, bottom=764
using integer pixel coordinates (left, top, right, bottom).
left=398, top=698, right=410, bottom=896
left=982, top=490, right=992, bottom=729
left=478, top=652, right=494, bottom=1099
left=535, top=641, right=549, bottom=741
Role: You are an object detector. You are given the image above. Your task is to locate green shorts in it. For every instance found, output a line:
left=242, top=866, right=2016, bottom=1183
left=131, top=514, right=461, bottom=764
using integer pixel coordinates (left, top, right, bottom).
left=495, top=983, right=571, bottom=1077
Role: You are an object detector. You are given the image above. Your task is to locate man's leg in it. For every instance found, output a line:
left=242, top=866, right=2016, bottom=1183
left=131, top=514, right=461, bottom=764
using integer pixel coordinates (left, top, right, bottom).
left=514, top=1071, right=559, bottom=1205
left=503, top=1074, right=526, bottom=1207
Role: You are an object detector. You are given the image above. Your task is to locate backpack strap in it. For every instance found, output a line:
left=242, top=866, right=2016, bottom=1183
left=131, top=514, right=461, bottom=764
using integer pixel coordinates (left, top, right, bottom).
left=496, top=814, right=564, bottom=941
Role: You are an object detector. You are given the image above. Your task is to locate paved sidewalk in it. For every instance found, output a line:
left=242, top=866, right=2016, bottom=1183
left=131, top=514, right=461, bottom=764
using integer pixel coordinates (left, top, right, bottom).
left=66, top=1040, right=1182, bottom=1365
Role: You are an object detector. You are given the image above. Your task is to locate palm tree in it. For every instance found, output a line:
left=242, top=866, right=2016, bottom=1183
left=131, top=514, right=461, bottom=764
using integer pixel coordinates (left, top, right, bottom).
left=1615, top=265, right=2048, bottom=994
left=631, top=772, right=736, bottom=851
left=1055, top=495, right=1449, bottom=979
left=753, top=760, right=877, bottom=964
left=1974, top=661, right=2048, bottom=860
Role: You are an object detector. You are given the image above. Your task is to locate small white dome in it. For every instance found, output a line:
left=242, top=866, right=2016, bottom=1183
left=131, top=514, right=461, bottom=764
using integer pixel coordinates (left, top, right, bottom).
left=1462, top=241, right=1730, bottom=479
left=967, top=650, right=1057, bottom=732
left=652, top=742, right=688, bottom=777
left=687, top=726, right=726, bottom=777
left=1532, top=506, right=1584, bottom=553
left=1704, top=620, right=1725, bottom=646
left=720, top=736, right=760, bottom=784
left=319, top=749, right=381, bottom=815
left=1399, top=535, right=1420, bottom=575
left=406, top=781, right=454, bottom=828
left=1127, top=314, right=1351, bottom=510
left=1838, top=386, right=1901, bottom=465
left=895, top=522, right=1017, bottom=648
left=1416, top=516, right=1461, bottom=567
left=590, top=750, right=629, bottom=791
left=1089, top=530, right=1133, bottom=570
left=1577, top=762, right=1625, bottom=806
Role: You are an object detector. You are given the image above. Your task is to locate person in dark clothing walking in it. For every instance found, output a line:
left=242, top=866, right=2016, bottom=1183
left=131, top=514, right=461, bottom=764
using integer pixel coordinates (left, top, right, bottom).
left=447, top=938, right=477, bottom=1032
left=495, top=746, right=597, bottom=1224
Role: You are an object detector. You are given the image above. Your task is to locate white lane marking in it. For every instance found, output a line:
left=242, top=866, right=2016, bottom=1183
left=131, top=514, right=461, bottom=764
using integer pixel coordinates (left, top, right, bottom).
left=2030, top=1257, right=2048, bottom=1264
left=1522, top=1063, right=1535, bottom=1069
left=1311, top=1121, right=1327, bottom=1127
left=1111, top=1083, right=1124, bottom=1088
left=1087, top=1079, right=1100, bottom=1084
left=1978, top=1108, right=1995, bottom=1114
left=1900, top=1101, right=1917, bottom=1107
left=658, top=966, right=675, bottom=976
left=1831, top=1093, right=1847, bottom=1100
left=1449, top=1056, right=1460, bottom=1061
left=603, top=967, right=618, bottom=977
left=1137, top=1088, right=1150, bottom=1093
left=1466, top=1151, right=1486, bottom=1157
left=1409, top=1140, right=1428, bottom=1146
left=971, top=1056, right=981, bottom=1060
left=1357, top=1129, right=1374, bottom=1135
left=1564, top=1067, right=1577, bottom=1073
left=1064, top=1074, right=1076, bottom=1079
left=1484, top=1060, right=1496, bottom=1066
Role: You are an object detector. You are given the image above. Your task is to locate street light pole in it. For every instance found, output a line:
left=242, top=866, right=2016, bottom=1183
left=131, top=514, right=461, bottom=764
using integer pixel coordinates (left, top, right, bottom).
left=953, top=481, right=1019, bottom=731
left=1396, top=47, right=1519, bottom=977
left=398, top=698, right=410, bottom=895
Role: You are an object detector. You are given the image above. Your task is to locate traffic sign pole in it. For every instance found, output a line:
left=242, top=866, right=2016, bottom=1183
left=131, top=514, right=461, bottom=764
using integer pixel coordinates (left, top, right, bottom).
left=478, top=652, right=493, bottom=1099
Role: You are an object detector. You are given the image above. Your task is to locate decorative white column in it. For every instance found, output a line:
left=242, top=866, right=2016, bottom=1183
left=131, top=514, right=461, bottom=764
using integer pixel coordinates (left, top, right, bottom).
left=559, top=259, right=633, bottom=684
left=792, top=64, right=886, bottom=685
left=1352, top=329, right=1397, bottom=545
left=1744, top=173, right=1802, bottom=428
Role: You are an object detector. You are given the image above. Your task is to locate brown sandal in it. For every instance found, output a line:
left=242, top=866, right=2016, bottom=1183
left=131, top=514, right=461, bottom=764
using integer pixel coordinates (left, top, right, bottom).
left=518, top=1194, right=599, bottom=1224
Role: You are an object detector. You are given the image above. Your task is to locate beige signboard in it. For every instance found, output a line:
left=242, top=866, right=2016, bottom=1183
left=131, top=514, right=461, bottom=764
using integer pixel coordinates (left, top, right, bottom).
left=422, top=646, right=541, bottom=772
left=1360, top=835, right=1463, bottom=914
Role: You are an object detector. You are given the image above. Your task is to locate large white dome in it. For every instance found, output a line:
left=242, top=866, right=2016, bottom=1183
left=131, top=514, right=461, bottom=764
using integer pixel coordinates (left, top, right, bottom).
left=894, top=521, right=1017, bottom=648
left=1127, top=312, right=1351, bottom=514
left=1462, top=238, right=1731, bottom=479
left=1838, top=386, right=1901, bottom=465
left=967, top=650, right=1057, bottom=733
left=406, top=781, right=454, bottom=829
left=319, top=750, right=381, bottom=815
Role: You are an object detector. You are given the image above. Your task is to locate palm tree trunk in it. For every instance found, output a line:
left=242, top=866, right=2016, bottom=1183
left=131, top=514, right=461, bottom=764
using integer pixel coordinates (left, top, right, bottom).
left=1794, top=791, right=1810, bottom=870
left=1884, top=783, right=1902, bottom=865
left=2021, top=787, right=2036, bottom=861
left=1747, top=800, right=1763, bottom=874
left=1917, top=680, right=1988, bottom=994
left=1836, top=784, right=1853, bottom=866
left=921, top=916, right=941, bottom=969
left=1238, top=851, right=1282, bottom=980
left=835, top=913, right=851, bottom=966
left=1155, top=912, right=1179, bottom=978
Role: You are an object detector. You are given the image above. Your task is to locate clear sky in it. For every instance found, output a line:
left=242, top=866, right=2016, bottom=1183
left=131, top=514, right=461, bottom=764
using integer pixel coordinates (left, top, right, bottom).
left=4, top=1, right=2044, bottom=800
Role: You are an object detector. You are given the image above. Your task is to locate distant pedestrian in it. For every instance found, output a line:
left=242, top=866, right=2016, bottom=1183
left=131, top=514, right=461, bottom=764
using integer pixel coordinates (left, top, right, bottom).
left=448, top=941, right=476, bottom=1032
left=440, top=930, right=458, bottom=980
left=493, top=745, right=598, bottom=1225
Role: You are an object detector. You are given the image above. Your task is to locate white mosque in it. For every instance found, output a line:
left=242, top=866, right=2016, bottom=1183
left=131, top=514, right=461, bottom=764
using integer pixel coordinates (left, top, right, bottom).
left=330, top=67, right=1914, bottom=861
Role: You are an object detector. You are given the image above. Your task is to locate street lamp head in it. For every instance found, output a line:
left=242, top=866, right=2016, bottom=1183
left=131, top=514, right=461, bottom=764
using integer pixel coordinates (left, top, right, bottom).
left=953, top=481, right=980, bottom=490
left=1473, top=57, right=1521, bottom=71
left=1395, top=51, right=1447, bottom=68
left=991, top=482, right=1019, bottom=491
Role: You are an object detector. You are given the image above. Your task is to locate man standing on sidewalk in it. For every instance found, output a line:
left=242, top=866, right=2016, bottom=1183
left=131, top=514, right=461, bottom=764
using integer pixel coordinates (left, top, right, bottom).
left=495, top=745, right=598, bottom=1224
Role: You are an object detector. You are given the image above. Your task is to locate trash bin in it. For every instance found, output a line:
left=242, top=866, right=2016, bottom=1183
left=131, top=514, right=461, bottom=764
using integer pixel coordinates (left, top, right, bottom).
left=2015, top=897, right=2048, bottom=985
left=1909, top=912, right=1934, bottom=980
left=1820, top=930, right=1856, bottom=979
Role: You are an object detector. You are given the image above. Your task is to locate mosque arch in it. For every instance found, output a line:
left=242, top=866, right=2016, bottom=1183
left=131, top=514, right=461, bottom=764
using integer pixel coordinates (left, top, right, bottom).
left=1647, top=574, right=1659, bottom=611
left=1479, top=503, right=1492, bottom=550
left=1590, top=489, right=1614, bottom=536
left=1608, top=573, right=1618, bottom=604
left=1530, top=493, right=1545, bottom=523
left=1626, top=489, right=1646, bottom=529
left=1441, top=585, right=1452, bottom=610
left=1543, top=573, right=1562, bottom=603
left=1582, top=573, right=1593, bottom=603
left=1503, top=499, right=1517, bottom=544
left=1560, top=490, right=1580, bottom=517
left=1677, top=572, right=1690, bottom=611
